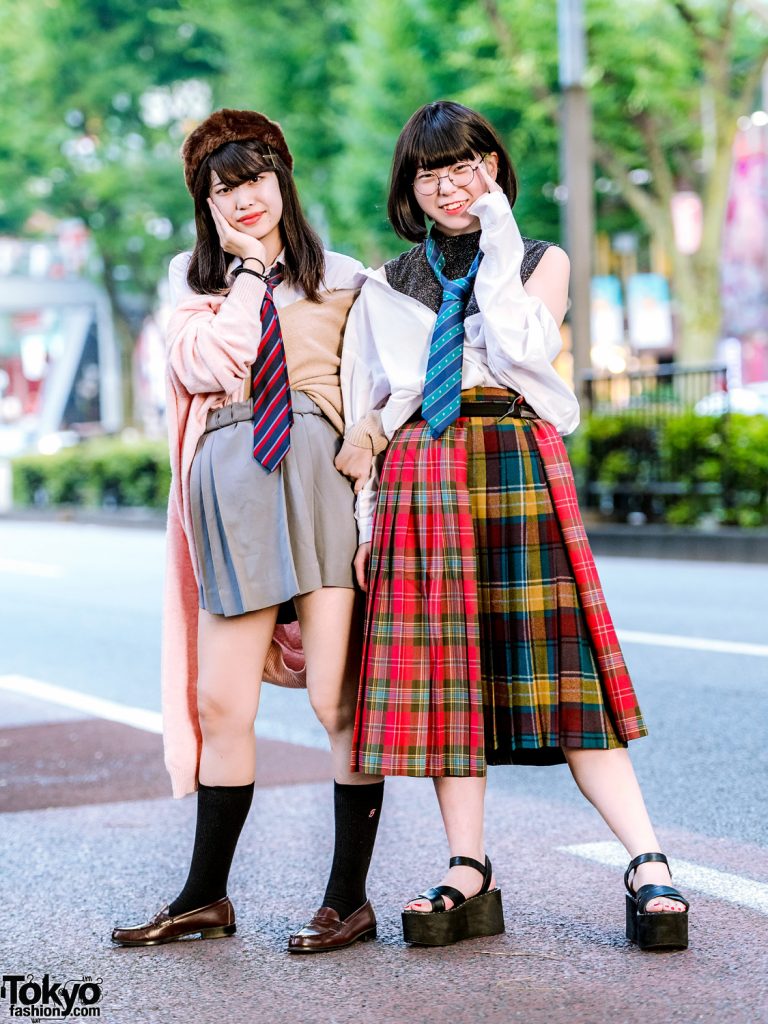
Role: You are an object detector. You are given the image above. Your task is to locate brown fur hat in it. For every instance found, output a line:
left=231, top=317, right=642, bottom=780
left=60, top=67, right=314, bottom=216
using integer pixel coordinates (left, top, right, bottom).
left=181, top=108, right=293, bottom=193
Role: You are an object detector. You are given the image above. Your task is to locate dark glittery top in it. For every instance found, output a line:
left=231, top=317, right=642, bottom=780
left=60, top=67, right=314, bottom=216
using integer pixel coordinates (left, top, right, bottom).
left=384, top=228, right=554, bottom=317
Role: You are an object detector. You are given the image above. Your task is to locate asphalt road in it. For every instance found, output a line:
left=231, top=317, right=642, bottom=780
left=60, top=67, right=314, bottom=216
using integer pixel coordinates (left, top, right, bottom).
left=1, top=519, right=767, bottom=1024
left=2, top=519, right=766, bottom=842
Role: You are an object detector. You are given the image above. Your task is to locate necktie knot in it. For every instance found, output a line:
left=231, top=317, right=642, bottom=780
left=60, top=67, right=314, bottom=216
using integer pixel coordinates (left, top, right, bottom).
left=266, top=263, right=284, bottom=291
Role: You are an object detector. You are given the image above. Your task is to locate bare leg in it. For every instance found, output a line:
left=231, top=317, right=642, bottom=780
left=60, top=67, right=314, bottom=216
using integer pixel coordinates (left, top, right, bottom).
left=406, top=776, right=496, bottom=912
left=564, top=747, right=686, bottom=912
left=294, top=586, right=383, bottom=786
left=196, top=604, right=278, bottom=786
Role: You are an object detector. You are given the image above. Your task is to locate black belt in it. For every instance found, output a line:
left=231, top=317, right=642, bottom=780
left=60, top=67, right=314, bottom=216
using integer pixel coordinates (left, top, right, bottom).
left=458, top=398, right=538, bottom=419
left=408, top=395, right=538, bottom=423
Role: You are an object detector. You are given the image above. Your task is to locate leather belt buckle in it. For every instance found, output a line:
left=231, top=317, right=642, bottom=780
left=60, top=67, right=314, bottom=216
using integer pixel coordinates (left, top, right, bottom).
left=499, top=394, right=524, bottom=420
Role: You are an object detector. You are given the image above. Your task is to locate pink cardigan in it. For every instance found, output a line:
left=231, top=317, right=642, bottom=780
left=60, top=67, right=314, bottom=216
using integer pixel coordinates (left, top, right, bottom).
left=161, top=271, right=305, bottom=799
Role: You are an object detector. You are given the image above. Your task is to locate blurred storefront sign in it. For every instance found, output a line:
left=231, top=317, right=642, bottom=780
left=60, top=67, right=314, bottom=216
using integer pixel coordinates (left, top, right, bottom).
left=590, top=275, right=627, bottom=373
left=591, top=275, right=624, bottom=345
left=671, top=191, right=703, bottom=254
left=627, top=273, right=673, bottom=350
left=720, top=118, right=768, bottom=382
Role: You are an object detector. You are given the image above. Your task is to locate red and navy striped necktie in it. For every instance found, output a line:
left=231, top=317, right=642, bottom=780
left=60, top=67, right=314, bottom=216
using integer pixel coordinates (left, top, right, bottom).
left=252, top=264, right=293, bottom=472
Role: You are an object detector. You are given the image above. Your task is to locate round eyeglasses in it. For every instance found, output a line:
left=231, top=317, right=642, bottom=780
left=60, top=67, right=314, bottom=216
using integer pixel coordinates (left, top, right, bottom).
left=413, top=158, right=485, bottom=196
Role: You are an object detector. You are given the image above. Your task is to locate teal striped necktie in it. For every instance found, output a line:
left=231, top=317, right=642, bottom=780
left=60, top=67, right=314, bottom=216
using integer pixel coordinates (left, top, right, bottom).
left=421, top=233, right=482, bottom=438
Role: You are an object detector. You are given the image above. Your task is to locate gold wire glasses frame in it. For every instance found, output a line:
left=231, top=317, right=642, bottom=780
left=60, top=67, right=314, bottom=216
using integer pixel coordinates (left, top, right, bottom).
left=412, top=157, right=486, bottom=196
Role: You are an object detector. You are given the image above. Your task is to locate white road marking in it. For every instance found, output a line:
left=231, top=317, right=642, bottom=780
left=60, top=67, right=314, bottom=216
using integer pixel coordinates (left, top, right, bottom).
left=0, top=558, right=64, bottom=578
left=0, top=675, right=330, bottom=751
left=616, top=629, right=768, bottom=658
left=562, top=841, right=768, bottom=915
left=0, top=675, right=162, bottom=734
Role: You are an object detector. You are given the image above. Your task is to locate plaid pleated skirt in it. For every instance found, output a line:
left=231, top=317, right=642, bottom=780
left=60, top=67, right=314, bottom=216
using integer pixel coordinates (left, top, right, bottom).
left=351, top=388, right=647, bottom=777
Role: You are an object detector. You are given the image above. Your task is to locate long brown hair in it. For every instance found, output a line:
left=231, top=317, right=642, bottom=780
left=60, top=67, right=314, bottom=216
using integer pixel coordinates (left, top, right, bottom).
left=388, top=101, right=519, bottom=242
left=186, top=139, right=325, bottom=301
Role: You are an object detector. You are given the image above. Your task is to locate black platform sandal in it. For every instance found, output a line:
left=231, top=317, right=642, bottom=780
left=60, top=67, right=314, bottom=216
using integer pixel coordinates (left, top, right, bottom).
left=625, top=852, right=689, bottom=951
left=401, top=855, right=505, bottom=947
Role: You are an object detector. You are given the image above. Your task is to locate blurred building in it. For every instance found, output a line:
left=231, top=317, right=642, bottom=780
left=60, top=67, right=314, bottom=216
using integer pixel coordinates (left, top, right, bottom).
left=0, top=222, right=121, bottom=456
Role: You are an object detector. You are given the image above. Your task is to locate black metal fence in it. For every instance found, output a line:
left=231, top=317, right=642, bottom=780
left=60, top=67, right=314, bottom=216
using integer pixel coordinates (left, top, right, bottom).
left=578, top=363, right=730, bottom=523
left=582, top=363, right=728, bottom=424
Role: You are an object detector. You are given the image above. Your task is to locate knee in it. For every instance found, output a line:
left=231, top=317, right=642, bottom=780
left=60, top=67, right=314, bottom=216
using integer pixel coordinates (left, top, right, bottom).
left=308, top=691, right=355, bottom=738
left=197, top=688, right=253, bottom=740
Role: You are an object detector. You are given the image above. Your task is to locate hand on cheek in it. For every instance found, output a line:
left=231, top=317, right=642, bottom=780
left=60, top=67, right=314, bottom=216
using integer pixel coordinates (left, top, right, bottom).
left=477, top=161, right=502, bottom=194
left=207, top=197, right=267, bottom=262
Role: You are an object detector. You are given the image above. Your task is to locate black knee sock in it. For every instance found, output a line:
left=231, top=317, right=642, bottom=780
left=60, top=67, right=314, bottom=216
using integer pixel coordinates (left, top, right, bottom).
left=169, top=781, right=254, bottom=917
left=322, top=780, right=385, bottom=920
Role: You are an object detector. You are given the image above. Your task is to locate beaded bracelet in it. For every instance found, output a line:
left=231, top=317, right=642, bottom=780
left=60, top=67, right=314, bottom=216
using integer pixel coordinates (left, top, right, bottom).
left=232, top=266, right=270, bottom=283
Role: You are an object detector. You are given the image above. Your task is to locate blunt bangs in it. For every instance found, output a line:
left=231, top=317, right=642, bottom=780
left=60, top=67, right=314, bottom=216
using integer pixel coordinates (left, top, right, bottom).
left=400, top=110, right=486, bottom=178
left=206, top=140, right=277, bottom=189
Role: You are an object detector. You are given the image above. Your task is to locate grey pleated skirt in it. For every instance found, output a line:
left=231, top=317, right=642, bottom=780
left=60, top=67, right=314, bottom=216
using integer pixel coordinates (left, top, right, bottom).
left=190, top=391, right=358, bottom=617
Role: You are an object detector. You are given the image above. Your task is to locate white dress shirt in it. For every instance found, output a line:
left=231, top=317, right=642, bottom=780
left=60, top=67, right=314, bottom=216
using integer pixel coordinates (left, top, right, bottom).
left=340, top=191, right=580, bottom=543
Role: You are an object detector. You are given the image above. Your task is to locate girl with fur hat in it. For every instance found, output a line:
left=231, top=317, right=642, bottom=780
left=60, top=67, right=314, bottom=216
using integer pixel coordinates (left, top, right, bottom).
left=112, top=109, right=384, bottom=953
left=335, top=100, right=689, bottom=951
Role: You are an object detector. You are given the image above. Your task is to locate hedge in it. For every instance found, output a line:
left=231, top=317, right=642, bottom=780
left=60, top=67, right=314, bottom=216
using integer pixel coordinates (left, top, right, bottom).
left=12, top=437, right=171, bottom=511
left=10, top=413, right=768, bottom=528
left=569, top=412, right=768, bottom=527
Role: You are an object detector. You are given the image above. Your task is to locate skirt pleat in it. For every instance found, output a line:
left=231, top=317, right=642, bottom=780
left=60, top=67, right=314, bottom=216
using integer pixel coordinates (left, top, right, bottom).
left=352, top=388, right=637, bottom=777
left=189, top=392, right=357, bottom=617
left=360, top=421, right=485, bottom=776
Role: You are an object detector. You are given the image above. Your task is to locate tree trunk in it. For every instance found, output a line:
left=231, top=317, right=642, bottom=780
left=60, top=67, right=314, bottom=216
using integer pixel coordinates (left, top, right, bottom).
left=101, top=272, right=136, bottom=430
left=671, top=249, right=724, bottom=365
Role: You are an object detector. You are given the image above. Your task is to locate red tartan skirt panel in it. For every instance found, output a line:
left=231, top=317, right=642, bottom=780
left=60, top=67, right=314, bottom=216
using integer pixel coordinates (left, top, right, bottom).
left=351, top=394, right=646, bottom=777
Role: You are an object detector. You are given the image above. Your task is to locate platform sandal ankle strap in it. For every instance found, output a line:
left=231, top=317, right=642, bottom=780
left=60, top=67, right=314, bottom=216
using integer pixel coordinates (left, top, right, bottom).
left=624, top=852, right=670, bottom=895
left=449, top=855, right=493, bottom=896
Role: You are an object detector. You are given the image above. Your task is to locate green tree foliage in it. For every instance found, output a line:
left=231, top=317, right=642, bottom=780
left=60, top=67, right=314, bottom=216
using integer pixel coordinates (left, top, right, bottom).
left=1, top=0, right=766, bottom=367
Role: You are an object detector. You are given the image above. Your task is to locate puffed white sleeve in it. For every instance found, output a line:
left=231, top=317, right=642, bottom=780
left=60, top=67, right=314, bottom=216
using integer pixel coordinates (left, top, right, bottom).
left=340, top=275, right=392, bottom=544
left=473, top=192, right=564, bottom=364
left=472, top=192, right=579, bottom=434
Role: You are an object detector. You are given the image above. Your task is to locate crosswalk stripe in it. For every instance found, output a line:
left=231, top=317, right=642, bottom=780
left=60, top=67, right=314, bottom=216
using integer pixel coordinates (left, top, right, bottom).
left=0, top=674, right=330, bottom=751
left=561, top=841, right=768, bottom=915
left=616, top=629, right=768, bottom=658
left=0, top=674, right=163, bottom=733
left=0, top=559, right=64, bottom=578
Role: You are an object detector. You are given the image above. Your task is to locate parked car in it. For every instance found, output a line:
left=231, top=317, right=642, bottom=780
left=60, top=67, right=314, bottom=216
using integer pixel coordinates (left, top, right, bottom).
left=694, top=382, right=768, bottom=416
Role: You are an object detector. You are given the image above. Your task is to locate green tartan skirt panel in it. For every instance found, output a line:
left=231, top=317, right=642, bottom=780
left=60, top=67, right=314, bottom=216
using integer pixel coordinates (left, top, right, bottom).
left=351, top=395, right=633, bottom=778
left=465, top=415, right=623, bottom=767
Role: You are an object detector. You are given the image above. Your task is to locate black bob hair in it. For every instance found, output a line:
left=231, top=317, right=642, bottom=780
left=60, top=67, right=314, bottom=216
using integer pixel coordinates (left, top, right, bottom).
left=186, top=139, right=325, bottom=300
left=387, top=101, right=518, bottom=242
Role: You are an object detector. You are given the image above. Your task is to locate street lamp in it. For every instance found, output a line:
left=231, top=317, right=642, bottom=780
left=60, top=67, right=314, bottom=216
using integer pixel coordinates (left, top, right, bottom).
left=558, top=0, right=594, bottom=402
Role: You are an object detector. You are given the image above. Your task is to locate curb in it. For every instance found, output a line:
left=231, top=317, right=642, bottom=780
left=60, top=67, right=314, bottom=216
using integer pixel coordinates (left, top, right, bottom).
left=0, top=507, right=166, bottom=530
left=585, top=524, right=768, bottom=564
left=3, top=508, right=768, bottom=562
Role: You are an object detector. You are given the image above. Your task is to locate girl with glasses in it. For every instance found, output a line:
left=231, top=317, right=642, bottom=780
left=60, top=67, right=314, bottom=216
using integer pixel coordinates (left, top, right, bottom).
left=335, top=100, right=689, bottom=951
left=112, top=109, right=384, bottom=954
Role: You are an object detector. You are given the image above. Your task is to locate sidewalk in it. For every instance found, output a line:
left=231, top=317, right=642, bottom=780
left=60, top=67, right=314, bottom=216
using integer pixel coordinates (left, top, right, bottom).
left=2, top=695, right=767, bottom=1024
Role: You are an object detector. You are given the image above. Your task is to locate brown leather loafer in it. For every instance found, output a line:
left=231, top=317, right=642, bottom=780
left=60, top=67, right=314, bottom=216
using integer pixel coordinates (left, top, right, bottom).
left=111, top=896, right=236, bottom=947
left=287, top=900, right=377, bottom=953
